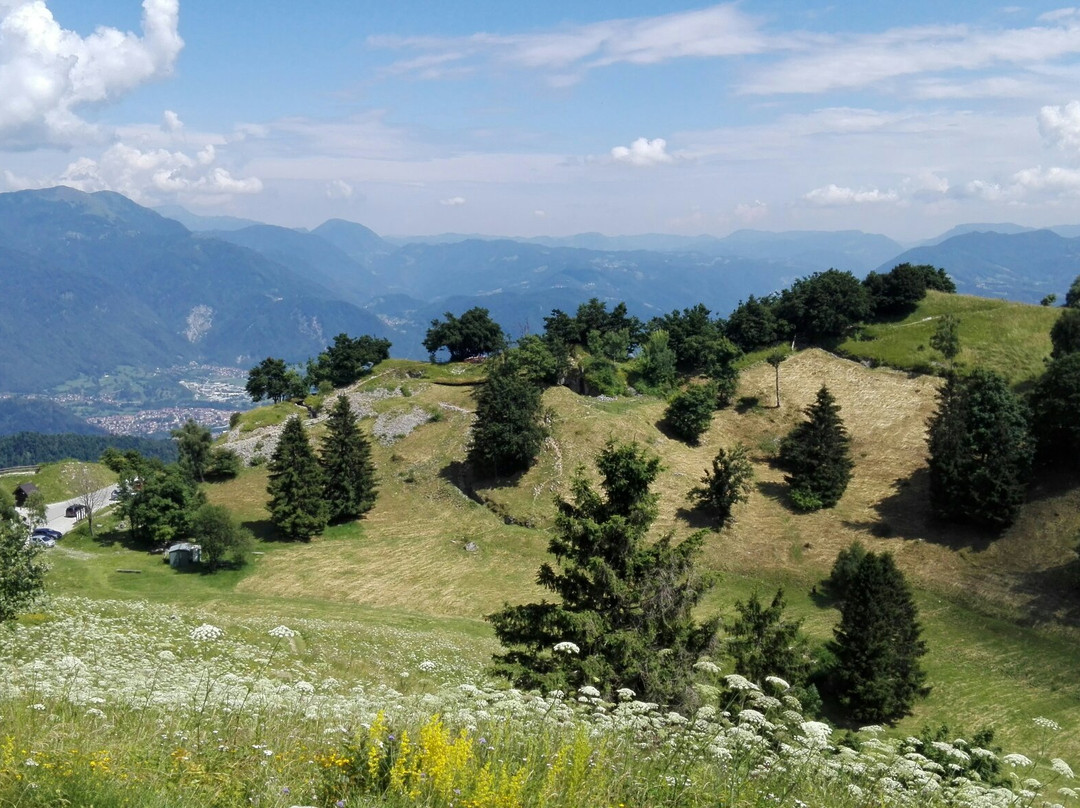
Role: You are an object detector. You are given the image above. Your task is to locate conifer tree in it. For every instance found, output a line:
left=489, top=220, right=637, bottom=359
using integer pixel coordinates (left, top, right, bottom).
left=267, top=416, right=328, bottom=541
left=926, top=368, right=1033, bottom=529
left=827, top=549, right=929, bottom=723
left=319, top=395, right=378, bottom=522
left=688, top=443, right=754, bottom=528
left=488, top=441, right=719, bottom=710
left=777, top=386, right=853, bottom=511
left=728, top=588, right=812, bottom=688
left=467, top=358, right=547, bottom=476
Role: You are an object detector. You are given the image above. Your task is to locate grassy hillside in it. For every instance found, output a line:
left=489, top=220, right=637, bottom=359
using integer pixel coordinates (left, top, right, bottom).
left=837, top=290, right=1059, bottom=387
left=31, top=349, right=1080, bottom=771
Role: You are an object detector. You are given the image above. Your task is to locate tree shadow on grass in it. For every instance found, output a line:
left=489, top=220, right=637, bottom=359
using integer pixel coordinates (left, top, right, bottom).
left=847, top=467, right=996, bottom=552
left=240, top=518, right=286, bottom=543
left=755, top=480, right=798, bottom=513
left=675, top=505, right=719, bottom=531
left=438, top=460, right=538, bottom=527
left=1011, top=557, right=1080, bottom=627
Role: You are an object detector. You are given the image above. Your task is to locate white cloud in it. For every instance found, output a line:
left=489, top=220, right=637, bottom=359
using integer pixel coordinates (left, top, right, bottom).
left=1039, top=100, right=1080, bottom=154
left=611, top=137, right=672, bottom=166
left=55, top=141, right=262, bottom=202
left=440, top=195, right=466, bottom=206
left=533, top=209, right=546, bottom=217
left=0, top=0, right=183, bottom=147
left=162, top=109, right=183, bottom=133
left=325, top=179, right=353, bottom=199
left=743, top=17, right=1080, bottom=95
left=804, top=184, right=899, bottom=205
left=734, top=200, right=768, bottom=223
left=372, top=4, right=764, bottom=82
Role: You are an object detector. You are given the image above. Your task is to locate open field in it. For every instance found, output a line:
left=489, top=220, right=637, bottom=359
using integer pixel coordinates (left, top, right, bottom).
left=837, top=291, right=1059, bottom=388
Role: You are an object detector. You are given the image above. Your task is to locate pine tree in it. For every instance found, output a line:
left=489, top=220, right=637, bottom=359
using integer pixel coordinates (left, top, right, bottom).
left=827, top=550, right=929, bottom=724
left=487, top=441, right=719, bottom=710
left=777, top=386, right=853, bottom=511
left=926, top=369, right=1033, bottom=529
left=267, top=416, right=328, bottom=541
left=688, top=443, right=754, bottom=529
left=319, top=395, right=378, bottom=522
left=467, top=358, right=547, bottom=476
left=728, top=588, right=812, bottom=688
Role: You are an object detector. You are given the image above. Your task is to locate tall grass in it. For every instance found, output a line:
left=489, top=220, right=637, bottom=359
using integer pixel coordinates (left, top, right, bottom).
left=3, top=597, right=1078, bottom=808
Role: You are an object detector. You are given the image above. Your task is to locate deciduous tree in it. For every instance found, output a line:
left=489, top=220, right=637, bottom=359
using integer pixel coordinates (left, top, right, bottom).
left=1051, top=307, right=1080, bottom=359
left=246, top=357, right=292, bottom=403
left=0, top=492, right=47, bottom=624
left=930, top=314, right=961, bottom=361
left=173, top=419, right=213, bottom=482
left=423, top=307, right=506, bottom=362
left=1031, top=352, right=1080, bottom=467
left=488, top=441, right=719, bottom=709
left=267, top=416, right=328, bottom=541
left=189, top=503, right=253, bottom=570
left=664, top=383, right=716, bottom=445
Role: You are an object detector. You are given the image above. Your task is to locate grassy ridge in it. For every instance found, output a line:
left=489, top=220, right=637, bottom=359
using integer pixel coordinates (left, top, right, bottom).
left=837, top=291, right=1059, bottom=387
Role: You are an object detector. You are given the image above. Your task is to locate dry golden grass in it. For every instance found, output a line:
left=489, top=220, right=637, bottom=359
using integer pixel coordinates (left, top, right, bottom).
left=211, top=351, right=1080, bottom=630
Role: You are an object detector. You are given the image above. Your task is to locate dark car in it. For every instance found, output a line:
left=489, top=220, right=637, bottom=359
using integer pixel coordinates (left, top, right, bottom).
left=32, top=527, right=62, bottom=541
left=65, top=504, right=87, bottom=518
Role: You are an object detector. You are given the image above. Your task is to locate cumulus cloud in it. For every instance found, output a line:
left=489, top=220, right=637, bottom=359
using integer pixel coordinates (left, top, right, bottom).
left=440, top=195, right=466, bottom=206
left=804, top=184, right=899, bottom=205
left=55, top=142, right=262, bottom=202
left=611, top=137, right=672, bottom=166
left=325, top=179, right=353, bottom=199
left=0, top=0, right=183, bottom=147
left=734, top=200, right=769, bottom=223
left=1039, top=100, right=1080, bottom=153
left=373, top=4, right=764, bottom=83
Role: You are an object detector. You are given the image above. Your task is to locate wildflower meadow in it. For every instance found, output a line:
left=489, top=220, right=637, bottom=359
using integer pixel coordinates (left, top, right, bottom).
left=2, top=597, right=1077, bottom=807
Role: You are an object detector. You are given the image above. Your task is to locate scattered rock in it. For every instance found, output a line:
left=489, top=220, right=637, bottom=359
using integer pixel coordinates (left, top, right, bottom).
left=464, top=541, right=479, bottom=553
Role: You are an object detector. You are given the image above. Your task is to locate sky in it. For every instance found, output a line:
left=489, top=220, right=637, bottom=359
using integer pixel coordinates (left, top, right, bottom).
left=6, top=2, right=1080, bottom=241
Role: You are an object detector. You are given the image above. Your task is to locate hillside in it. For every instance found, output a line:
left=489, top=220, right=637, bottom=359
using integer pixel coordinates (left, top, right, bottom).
left=42, top=349, right=1062, bottom=756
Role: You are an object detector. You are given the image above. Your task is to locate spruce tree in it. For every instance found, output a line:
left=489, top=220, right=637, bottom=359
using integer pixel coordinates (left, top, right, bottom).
left=688, top=443, right=754, bottom=528
left=319, top=395, right=378, bottom=522
left=467, top=358, right=547, bottom=476
left=827, top=550, right=929, bottom=724
left=926, top=369, right=1033, bottom=529
left=777, top=386, right=853, bottom=511
left=267, top=416, right=328, bottom=541
left=728, top=588, right=812, bottom=688
left=488, top=441, right=719, bottom=710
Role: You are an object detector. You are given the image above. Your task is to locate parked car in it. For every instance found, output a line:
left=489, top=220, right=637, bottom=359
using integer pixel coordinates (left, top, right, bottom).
left=26, top=534, right=55, bottom=548
left=65, top=503, right=87, bottom=518
left=32, top=527, right=62, bottom=541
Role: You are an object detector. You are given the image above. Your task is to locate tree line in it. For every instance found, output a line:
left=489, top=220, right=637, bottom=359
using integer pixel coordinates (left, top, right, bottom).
left=0, top=432, right=177, bottom=467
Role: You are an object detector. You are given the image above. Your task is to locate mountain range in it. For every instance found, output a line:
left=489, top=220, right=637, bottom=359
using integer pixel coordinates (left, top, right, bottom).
left=1, top=185, right=1077, bottom=404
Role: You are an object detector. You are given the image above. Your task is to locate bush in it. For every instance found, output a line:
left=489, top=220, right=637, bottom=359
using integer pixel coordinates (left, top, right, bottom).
left=664, top=383, right=716, bottom=445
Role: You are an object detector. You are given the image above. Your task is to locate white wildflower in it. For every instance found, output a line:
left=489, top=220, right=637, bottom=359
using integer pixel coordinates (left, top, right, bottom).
left=578, top=685, right=601, bottom=699
left=1003, top=753, right=1033, bottom=768
left=190, top=624, right=224, bottom=642
left=1052, top=759, right=1075, bottom=778
left=1034, top=716, right=1061, bottom=731
left=418, top=660, right=437, bottom=673
left=268, top=625, right=296, bottom=639
left=694, top=659, right=721, bottom=675
left=553, top=641, right=580, bottom=655
left=764, top=675, right=790, bottom=691
left=724, top=674, right=760, bottom=691
left=616, top=687, right=636, bottom=701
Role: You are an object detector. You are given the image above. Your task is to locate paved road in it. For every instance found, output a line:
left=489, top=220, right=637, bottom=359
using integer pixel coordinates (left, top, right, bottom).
left=40, top=485, right=118, bottom=534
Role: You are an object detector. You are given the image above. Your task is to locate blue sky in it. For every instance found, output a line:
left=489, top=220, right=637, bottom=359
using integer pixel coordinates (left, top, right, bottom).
left=5, top=1, right=1080, bottom=241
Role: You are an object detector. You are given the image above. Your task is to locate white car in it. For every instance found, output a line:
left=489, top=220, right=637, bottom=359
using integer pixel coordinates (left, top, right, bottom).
left=26, top=534, right=56, bottom=548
